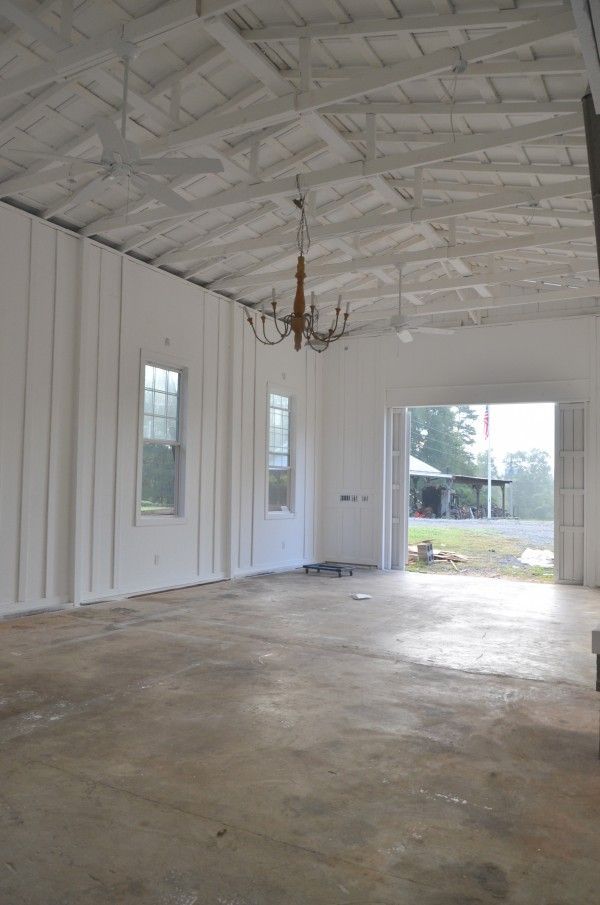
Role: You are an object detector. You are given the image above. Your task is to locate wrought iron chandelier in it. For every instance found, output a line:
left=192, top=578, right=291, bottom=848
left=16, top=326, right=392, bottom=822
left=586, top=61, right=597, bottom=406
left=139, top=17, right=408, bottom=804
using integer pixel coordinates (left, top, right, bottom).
left=246, top=178, right=350, bottom=352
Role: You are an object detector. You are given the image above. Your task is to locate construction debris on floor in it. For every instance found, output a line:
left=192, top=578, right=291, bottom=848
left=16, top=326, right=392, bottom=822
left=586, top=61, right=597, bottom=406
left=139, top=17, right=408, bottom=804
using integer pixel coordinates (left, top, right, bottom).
left=408, top=544, right=468, bottom=564
left=518, top=548, right=554, bottom=567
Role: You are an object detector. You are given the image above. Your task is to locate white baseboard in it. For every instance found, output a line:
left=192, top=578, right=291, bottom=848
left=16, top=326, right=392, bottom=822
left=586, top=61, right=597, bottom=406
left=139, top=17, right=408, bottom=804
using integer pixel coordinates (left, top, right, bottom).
left=0, top=598, right=72, bottom=620
left=80, top=573, right=228, bottom=605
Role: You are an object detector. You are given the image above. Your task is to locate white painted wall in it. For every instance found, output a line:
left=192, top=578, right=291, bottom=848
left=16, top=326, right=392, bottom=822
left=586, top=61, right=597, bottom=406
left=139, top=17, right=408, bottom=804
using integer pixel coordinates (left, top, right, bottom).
left=0, top=204, right=319, bottom=613
left=319, top=319, right=600, bottom=584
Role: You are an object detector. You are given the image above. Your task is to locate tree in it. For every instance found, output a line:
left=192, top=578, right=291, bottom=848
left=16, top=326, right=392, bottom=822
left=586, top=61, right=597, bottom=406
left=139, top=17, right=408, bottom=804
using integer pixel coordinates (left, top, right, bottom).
left=503, top=449, right=553, bottom=520
left=475, top=450, right=499, bottom=478
left=410, top=405, right=478, bottom=474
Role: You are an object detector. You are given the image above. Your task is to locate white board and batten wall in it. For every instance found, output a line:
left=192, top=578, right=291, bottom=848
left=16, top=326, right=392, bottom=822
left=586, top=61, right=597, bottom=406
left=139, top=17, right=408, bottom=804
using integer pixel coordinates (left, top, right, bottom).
left=0, top=203, right=320, bottom=615
left=320, top=319, right=600, bottom=586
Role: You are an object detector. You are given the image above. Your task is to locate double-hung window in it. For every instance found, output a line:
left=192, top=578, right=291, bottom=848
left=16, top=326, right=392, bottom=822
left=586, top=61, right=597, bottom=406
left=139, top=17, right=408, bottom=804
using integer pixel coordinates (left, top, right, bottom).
left=140, top=363, right=184, bottom=518
left=267, top=392, right=294, bottom=514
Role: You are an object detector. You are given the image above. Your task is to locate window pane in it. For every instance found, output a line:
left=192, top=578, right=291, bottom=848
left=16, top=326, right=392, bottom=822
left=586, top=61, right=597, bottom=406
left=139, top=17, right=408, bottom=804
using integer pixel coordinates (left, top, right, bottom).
left=145, top=365, right=155, bottom=391
left=154, top=367, right=167, bottom=392
left=153, top=391, right=166, bottom=416
left=144, top=390, right=154, bottom=414
left=144, top=415, right=153, bottom=438
left=167, top=370, right=179, bottom=394
left=165, top=418, right=177, bottom=440
left=141, top=443, right=176, bottom=515
left=268, top=468, right=290, bottom=512
left=153, top=417, right=167, bottom=439
left=166, top=393, right=178, bottom=419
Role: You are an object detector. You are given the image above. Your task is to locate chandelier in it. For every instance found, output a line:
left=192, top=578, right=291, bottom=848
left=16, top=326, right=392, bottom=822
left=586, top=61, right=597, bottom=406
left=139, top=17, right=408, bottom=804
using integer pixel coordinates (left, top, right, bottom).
left=246, top=178, right=350, bottom=352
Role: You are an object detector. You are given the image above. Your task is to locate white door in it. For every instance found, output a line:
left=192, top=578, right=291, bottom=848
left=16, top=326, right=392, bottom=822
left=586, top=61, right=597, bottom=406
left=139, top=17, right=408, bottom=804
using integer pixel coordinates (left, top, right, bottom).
left=389, top=408, right=410, bottom=570
left=556, top=403, right=585, bottom=584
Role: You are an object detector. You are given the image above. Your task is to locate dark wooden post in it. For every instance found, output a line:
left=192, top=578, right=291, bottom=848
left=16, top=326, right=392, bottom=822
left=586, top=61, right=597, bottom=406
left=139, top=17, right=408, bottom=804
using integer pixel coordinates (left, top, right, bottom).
left=501, top=483, right=506, bottom=517
left=582, top=93, right=600, bottom=277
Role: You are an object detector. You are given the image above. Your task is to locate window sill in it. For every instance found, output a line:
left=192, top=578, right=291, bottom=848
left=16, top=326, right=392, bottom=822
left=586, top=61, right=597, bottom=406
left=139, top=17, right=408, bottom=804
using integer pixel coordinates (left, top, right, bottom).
left=135, top=514, right=187, bottom=527
left=265, top=510, right=296, bottom=520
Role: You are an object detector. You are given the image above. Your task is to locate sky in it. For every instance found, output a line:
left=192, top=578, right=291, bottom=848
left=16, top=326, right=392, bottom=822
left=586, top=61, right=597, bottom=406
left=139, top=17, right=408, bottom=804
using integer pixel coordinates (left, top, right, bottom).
left=470, top=403, right=555, bottom=471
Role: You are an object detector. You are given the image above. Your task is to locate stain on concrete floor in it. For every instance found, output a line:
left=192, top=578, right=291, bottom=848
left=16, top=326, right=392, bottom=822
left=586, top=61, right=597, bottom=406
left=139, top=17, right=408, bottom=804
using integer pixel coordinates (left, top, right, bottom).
left=0, top=570, right=599, bottom=904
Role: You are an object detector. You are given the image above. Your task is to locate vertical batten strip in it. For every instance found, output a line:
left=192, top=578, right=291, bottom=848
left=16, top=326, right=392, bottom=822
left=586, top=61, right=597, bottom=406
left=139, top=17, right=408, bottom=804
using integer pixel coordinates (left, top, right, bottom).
left=43, top=229, right=59, bottom=601
left=112, top=254, right=125, bottom=592
left=16, top=219, right=33, bottom=603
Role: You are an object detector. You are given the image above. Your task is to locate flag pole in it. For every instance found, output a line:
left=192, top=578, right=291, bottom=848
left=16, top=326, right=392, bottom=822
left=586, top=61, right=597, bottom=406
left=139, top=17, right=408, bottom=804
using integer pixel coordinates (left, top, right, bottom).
left=487, top=405, right=492, bottom=519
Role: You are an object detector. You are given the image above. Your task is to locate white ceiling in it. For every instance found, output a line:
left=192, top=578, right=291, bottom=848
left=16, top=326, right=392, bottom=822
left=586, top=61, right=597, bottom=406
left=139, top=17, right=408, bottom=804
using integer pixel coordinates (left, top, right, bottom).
left=0, top=0, right=598, bottom=335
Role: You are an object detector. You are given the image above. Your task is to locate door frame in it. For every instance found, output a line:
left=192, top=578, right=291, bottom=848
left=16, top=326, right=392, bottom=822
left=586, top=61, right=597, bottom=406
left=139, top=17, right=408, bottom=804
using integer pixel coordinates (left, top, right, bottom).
left=383, top=381, right=593, bottom=585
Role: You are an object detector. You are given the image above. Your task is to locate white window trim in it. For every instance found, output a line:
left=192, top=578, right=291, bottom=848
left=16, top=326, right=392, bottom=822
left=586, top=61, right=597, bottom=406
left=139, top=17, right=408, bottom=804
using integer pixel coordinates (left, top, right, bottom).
left=135, top=351, right=188, bottom=527
left=265, top=385, right=296, bottom=520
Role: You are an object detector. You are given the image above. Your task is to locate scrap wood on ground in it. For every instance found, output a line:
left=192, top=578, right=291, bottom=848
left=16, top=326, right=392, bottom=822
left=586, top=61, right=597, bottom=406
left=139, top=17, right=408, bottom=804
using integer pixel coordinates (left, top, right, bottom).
left=407, top=545, right=468, bottom=563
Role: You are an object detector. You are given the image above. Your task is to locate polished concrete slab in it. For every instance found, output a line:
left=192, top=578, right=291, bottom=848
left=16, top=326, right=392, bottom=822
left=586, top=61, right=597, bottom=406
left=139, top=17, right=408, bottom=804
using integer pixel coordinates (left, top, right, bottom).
left=1, top=570, right=599, bottom=904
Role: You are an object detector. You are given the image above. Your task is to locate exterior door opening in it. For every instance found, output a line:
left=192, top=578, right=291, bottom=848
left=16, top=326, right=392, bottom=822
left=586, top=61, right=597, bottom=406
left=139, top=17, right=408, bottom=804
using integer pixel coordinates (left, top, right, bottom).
left=388, top=403, right=583, bottom=584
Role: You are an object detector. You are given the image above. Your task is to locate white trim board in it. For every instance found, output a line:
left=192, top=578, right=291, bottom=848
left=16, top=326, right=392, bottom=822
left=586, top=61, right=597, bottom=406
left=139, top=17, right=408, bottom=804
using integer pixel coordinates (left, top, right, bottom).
left=385, top=380, right=590, bottom=408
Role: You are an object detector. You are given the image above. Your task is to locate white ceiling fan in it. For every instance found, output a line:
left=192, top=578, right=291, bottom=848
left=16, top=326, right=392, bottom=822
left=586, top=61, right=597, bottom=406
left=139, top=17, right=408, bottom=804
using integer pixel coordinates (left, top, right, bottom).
left=11, top=41, right=224, bottom=212
left=390, top=266, right=455, bottom=343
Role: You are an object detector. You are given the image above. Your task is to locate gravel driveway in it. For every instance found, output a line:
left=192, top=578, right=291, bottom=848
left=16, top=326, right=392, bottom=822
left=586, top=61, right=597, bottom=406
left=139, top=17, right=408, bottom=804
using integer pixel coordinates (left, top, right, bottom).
left=409, top=517, right=554, bottom=548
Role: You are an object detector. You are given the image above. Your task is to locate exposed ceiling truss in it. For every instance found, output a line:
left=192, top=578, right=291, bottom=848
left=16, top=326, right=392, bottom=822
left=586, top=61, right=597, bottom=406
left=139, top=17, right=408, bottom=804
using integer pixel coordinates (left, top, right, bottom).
left=0, top=0, right=597, bottom=334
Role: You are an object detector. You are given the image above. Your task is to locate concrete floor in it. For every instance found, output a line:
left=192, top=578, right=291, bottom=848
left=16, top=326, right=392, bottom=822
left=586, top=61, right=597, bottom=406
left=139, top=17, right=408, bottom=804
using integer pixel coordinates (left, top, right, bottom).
left=1, top=571, right=599, bottom=904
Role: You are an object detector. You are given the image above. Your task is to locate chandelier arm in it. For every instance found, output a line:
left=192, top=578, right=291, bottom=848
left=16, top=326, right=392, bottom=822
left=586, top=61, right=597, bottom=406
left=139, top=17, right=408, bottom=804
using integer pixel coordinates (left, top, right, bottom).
left=270, top=311, right=290, bottom=339
left=307, top=306, right=341, bottom=343
left=327, top=313, right=350, bottom=343
left=247, top=314, right=287, bottom=346
left=302, top=311, right=316, bottom=339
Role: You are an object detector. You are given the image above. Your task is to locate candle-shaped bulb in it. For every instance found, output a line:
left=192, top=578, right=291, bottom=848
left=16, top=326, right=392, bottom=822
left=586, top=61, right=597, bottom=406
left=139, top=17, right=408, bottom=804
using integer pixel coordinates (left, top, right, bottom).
left=271, top=287, right=276, bottom=308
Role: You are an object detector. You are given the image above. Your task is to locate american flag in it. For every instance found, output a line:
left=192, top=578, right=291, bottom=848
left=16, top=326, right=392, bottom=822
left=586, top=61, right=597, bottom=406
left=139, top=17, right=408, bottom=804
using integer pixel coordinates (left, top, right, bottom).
left=483, top=404, right=489, bottom=440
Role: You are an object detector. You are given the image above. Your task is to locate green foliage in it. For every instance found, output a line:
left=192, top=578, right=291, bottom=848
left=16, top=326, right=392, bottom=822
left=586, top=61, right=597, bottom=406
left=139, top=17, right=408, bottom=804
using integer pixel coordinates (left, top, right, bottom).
left=410, top=405, right=477, bottom=474
left=503, top=448, right=553, bottom=520
left=142, top=443, right=176, bottom=512
left=475, top=449, right=499, bottom=478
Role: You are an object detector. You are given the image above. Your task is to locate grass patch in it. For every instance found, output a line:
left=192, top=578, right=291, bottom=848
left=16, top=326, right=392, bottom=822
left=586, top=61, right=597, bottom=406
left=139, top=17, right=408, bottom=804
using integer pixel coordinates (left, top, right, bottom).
left=408, top=524, right=554, bottom=583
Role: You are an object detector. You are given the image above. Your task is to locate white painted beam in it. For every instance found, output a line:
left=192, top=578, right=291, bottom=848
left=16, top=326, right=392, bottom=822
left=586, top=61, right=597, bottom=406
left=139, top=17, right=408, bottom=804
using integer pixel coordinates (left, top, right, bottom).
left=60, top=0, right=73, bottom=43
left=138, top=13, right=576, bottom=154
left=84, top=112, right=585, bottom=235
left=571, top=0, right=600, bottom=112
left=0, top=44, right=232, bottom=197
left=153, top=187, right=374, bottom=265
left=0, top=0, right=65, bottom=52
left=160, top=178, right=589, bottom=264
left=241, top=7, right=562, bottom=41
left=283, top=57, right=586, bottom=81
left=215, top=227, right=596, bottom=288
left=368, top=287, right=600, bottom=321
left=344, top=129, right=585, bottom=147
left=422, top=161, right=588, bottom=177
left=321, top=101, right=581, bottom=116
left=0, top=0, right=246, bottom=101
left=309, top=263, right=593, bottom=303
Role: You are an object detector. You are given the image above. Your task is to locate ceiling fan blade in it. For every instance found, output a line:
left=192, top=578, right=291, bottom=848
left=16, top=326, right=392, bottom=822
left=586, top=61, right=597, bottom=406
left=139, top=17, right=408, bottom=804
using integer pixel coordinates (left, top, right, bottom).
left=65, top=174, right=110, bottom=208
left=131, top=174, right=189, bottom=212
left=95, top=116, right=131, bottom=160
left=415, top=326, right=455, bottom=335
left=396, top=328, right=414, bottom=343
left=10, top=149, right=102, bottom=169
left=135, top=157, right=224, bottom=176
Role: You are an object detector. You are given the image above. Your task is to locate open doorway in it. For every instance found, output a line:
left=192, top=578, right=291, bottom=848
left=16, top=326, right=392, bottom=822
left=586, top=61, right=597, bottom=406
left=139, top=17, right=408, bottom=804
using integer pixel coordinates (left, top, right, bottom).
left=406, top=403, right=556, bottom=583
